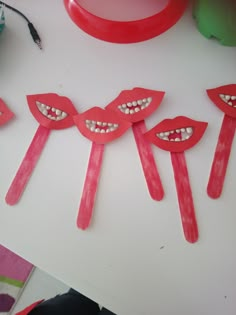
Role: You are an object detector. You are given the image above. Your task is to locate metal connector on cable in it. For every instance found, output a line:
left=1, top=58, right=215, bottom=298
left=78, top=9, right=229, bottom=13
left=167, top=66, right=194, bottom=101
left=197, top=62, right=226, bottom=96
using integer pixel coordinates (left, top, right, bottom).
left=0, top=1, right=42, bottom=49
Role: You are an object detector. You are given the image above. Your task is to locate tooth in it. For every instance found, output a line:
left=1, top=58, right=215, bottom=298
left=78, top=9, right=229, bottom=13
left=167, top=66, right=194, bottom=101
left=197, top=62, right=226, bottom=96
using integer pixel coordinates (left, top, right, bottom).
left=36, top=101, right=41, bottom=106
left=61, top=112, right=67, bottom=118
left=160, top=132, right=164, bottom=137
left=51, top=107, right=56, bottom=112
left=125, top=108, right=130, bottom=114
left=186, top=127, right=193, bottom=134
left=231, top=96, right=236, bottom=100
left=42, top=109, right=48, bottom=116
left=95, top=128, right=100, bottom=133
left=90, top=126, right=95, bottom=132
left=181, top=128, right=185, bottom=132
left=56, top=109, right=62, bottom=115
left=113, top=124, right=118, bottom=128
left=163, top=137, right=168, bottom=140
left=170, top=130, right=174, bottom=134
left=225, top=95, right=230, bottom=101
left=164, top=131, right=170, bottom=136
left=46, top=106, right=50, bottom=110
left=147, top=97, right=152, bottom=102
left=97, top=121, right=102, bottom=126
left=109, top=127, right=115, bottom=132
left=86, top=120, right=91, bottom=124
left=132, top=101, right=137, bottom=106
left=100, top=129, right=105, bottom=133
left=108, top=123, right=113, bottom=127
left=137, top=100, right=142, bottom=105
left=130, top=109, right=134, bottom=114
left=142, top=98, right=147, bottom=103
left=134, top=107, right=140, bottom=112
left=141, top=105, right=145, bottom=110
left=228, top=102, right=233, bottom=106
left=127, top=102, right=132, bottom=107
left=219, top=94, right=225, bottom=99
left=176, top=129, right=181, bottom=133
left=48, top=114, right=52, bottom=119
left=175, top=138, right=180, bottom=142
left=170, top=139, right=174, bottom=141
left=106, top=129, right=110, bottom=133
left=102, top=122, right=107, bottom=127
left=122, top=104, right=127, bottom=108
left=185, top=135, right=190, bottom=140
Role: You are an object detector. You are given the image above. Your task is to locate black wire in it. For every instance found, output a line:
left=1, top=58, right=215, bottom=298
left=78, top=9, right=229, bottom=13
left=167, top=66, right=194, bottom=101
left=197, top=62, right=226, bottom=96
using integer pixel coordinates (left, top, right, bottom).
left=0, top=0, right=42, bottom=49
left=0, top=1, right=30, bottom=23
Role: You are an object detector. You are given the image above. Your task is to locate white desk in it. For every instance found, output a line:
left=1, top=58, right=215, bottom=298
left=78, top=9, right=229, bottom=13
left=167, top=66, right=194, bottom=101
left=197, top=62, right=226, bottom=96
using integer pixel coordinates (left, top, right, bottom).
left=0, top=1, right=236, bottom=314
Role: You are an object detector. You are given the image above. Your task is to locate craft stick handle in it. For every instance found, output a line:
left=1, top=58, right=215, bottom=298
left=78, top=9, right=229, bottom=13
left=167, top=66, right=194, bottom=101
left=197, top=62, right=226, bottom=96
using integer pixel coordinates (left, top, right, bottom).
left=171, top=152, right=198, bottom=243
left=132, top=120, right=164, bottom=201
left=5, top=125, right=50, bottom=205
left=77, top=142, right=104, bottom=230
left=207, top=115, right=236, bottom=199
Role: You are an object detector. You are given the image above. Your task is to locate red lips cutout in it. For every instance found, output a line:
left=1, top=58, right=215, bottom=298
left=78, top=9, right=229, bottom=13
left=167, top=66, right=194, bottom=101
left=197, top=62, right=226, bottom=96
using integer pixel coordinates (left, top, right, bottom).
left=106, top=87, right=165, bottom=123
left=73, top=107, right=131, bottom=144
left=0, top=99, right=14, bottom=126
left=144, top=116, right=208, bottom=152
left=27, top=93, right=78, bottom=129
left=207, top=84, right=236, bottom=118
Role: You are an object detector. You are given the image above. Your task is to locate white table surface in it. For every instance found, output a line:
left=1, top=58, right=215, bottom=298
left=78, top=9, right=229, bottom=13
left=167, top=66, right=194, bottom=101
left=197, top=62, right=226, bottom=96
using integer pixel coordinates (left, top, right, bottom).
left=1, top=1, right=236, bottom=314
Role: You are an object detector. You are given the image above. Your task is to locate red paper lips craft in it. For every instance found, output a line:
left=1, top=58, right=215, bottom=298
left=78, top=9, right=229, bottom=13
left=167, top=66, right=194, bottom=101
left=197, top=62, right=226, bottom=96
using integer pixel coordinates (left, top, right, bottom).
left=207, top=84, right=236, bottom=199
left=106, top=87, right=165, bottom=201
left=74, top=107, right=131, bottom=230
left=0, top=99, right=14, bottom=126
left=6, top=93, right=78, bottom=205
left=144, top=116, right=208, bottom=243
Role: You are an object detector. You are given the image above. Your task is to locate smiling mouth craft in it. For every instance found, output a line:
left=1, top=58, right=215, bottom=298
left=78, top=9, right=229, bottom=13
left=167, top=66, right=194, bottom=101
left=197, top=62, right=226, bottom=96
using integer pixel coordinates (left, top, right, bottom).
left=206, top=84, right=236, bottom=199
left=106, top=87, right=165, bottom=201
left=0, top=99, right=14, bottom=126
left=5, top=93, right=78, bottom=205
left=73, top=107, right=131, bottom=230
left=144, top=116, right=208, bottom=243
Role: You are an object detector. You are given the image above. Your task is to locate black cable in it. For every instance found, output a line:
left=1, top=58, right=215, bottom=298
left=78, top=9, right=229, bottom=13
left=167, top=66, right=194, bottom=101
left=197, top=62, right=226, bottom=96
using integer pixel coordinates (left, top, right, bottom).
left=0, top=0, right=42, bottom=49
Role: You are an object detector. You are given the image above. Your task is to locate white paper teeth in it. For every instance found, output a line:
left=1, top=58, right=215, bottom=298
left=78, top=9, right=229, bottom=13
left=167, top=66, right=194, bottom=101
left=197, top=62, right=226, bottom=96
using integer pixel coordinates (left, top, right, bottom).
left=156, top=127, right=193, bottom=142
left=118, top=97, right=152, bottom=114
left=85, top=120, right=119, bottom=133
left=36, top=101, right=68, bottom=120
left=219, top=94, right=236, bottom=107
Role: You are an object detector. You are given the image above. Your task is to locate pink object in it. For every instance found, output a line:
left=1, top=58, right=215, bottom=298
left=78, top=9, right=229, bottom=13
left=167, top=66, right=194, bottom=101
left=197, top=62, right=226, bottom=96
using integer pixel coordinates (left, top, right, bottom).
left=207, top=115, right=236, bottom=198
left=0, top=245, right=33, bottom=282
left=207, top=85, right=236, bottom=198
left=132, top=120, right=164, bottom=201
left=77, top=143, right=104, bottom=229
left=171, top=152, right=198, bottom=243
left=5, top=93, right=78, bottom=205
left=6, top=126, right=50, bottom=205
left=74, top=107, right=131, bottom=229
left=106, top=87, right=165, bottom=201
left=0, top=99, right=14, bottom=126
left=144, top=116, right=208, bottom=243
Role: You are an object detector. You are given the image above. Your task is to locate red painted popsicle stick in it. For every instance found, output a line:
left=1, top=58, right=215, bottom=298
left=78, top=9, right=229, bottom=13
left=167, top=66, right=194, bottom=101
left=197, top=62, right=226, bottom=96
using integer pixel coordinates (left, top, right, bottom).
left=77, top=142, right=104, bottom=230
left=207, top=115, right=236, bottom=199
left=5, top=125, right=50, bottom=205
left=132, top=120, right=164, bottom=201
left=170, top=151, right=198, bottom=243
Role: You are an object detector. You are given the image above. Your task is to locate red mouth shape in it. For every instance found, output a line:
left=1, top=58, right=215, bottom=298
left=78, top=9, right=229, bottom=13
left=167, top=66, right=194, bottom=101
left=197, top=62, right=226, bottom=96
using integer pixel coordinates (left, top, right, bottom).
left=27, top=93, right=78, bottom=129
left=73, top=107, right=131, bottom=144
left=106, top=87, right=165, bottom=123
left=0, top=99, right=14, bottom=126
left=144, top=116, right=208, bottom=152
left=207, top=84, right=236, bottom=118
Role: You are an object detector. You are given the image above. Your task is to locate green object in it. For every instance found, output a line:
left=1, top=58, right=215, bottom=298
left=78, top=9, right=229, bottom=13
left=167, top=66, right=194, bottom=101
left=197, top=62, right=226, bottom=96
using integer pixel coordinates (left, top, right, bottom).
left=0, top=5, right=5, bottom=34
left=193, top=0, right=236, bottom=46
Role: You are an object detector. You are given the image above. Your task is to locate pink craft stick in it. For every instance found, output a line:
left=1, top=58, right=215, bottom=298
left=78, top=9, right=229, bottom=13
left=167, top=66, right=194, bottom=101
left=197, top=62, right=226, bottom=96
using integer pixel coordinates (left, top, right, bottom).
left=5, top=125, right=50, bottom=205
left=170, top=151, right=198, bottom=243
left=132, top=120, right=164, bottom=201
left=77, top=142, right=104, bottom=230
left=207, top=115, right=236, bottom=199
